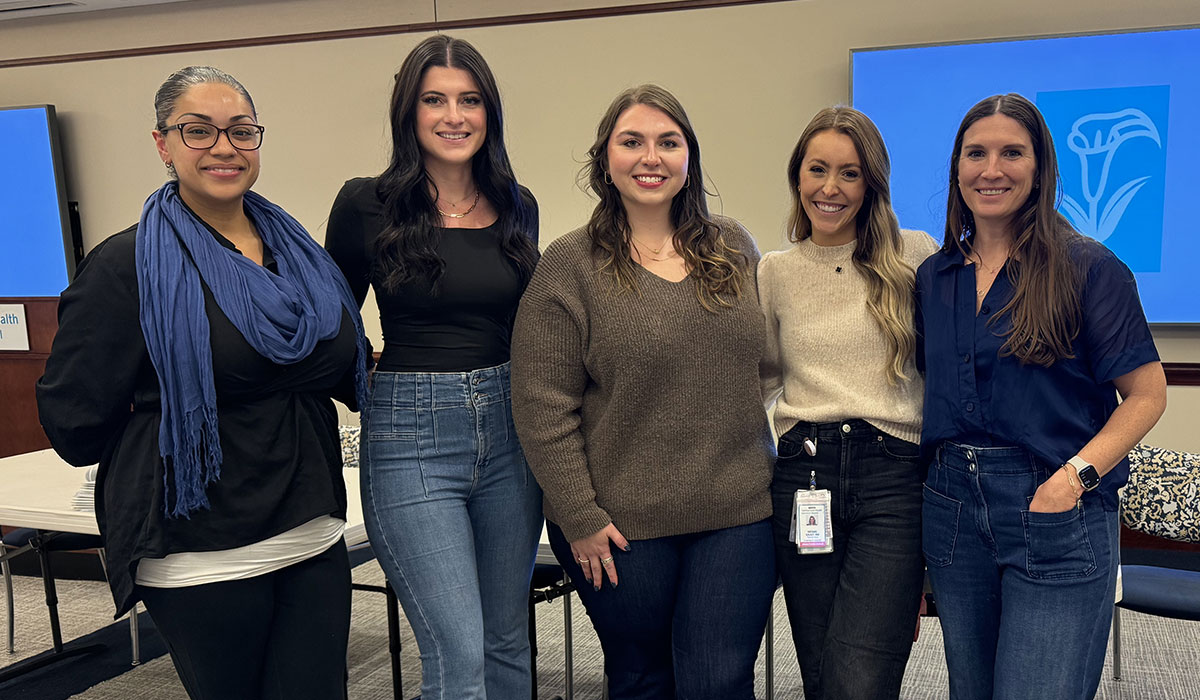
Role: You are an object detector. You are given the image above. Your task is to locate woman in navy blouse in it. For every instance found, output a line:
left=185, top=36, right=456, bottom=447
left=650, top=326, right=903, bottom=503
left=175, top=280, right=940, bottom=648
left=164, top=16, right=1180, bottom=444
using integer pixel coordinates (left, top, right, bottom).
left=915, top=93, right=1166, bottom=699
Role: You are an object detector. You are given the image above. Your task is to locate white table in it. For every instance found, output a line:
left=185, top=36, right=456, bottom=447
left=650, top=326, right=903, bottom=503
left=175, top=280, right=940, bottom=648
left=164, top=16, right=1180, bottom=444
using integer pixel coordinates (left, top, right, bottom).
left=0, top=449, right=367, bottom=544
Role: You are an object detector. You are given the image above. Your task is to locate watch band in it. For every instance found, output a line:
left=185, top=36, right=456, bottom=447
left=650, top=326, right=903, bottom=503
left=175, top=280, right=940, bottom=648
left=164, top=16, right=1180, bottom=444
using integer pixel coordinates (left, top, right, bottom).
left=1066, top=455, right=1101, bottom=491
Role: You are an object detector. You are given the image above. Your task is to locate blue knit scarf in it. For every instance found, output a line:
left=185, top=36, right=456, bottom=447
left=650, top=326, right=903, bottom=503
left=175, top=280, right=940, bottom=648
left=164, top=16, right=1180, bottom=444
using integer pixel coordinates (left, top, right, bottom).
left=136, top=182, right=369, bottom=518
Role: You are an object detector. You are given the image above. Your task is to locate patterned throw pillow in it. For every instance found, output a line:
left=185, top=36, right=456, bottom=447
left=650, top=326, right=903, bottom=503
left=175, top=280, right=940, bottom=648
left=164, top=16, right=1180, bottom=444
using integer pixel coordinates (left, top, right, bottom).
left=1120, top=444, right=1200, bottom=543
left=339, top=425, right=361, bottom=469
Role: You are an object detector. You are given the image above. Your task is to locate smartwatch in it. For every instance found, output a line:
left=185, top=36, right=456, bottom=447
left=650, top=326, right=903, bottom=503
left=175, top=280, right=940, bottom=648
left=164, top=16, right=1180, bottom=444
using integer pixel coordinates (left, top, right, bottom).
left=1066, top=455, right=1101, bottom=492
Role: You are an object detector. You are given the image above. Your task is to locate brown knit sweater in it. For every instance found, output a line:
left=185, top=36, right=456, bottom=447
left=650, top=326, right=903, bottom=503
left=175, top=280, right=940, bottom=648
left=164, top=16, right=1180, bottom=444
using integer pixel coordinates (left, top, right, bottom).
left=510, top=216, right=774, bottom=543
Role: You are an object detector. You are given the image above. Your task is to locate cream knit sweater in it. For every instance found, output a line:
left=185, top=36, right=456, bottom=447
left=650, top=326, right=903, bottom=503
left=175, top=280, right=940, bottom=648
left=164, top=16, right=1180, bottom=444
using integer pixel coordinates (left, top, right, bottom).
left=759, top=229, right=940, bottom=444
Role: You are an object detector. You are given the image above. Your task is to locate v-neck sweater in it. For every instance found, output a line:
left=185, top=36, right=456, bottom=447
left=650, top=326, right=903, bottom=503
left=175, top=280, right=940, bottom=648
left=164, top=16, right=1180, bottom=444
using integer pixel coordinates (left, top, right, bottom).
left=510, top=216, right=774, bottom=542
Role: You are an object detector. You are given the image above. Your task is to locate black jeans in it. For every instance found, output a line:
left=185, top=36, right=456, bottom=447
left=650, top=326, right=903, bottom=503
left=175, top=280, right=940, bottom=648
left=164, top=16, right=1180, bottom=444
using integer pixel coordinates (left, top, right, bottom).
left=771, top=419, right=924, bottom=700
left=139, top=541, right=351, bottom=700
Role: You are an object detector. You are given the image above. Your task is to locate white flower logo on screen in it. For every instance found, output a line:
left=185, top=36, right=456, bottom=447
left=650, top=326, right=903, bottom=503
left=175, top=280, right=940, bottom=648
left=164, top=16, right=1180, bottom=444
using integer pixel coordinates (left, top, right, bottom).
left=1060, top=109, right=1161, bottom=242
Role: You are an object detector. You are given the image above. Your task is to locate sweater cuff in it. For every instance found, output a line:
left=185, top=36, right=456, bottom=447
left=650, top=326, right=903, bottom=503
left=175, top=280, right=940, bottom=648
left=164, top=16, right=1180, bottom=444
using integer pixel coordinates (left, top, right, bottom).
left=553, top=504, right=616, bottom=544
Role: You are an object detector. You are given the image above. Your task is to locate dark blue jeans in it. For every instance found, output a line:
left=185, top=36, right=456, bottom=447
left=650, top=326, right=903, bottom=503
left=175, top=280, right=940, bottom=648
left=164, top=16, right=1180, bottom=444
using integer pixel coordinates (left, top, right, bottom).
left=924, top=442, right=1119, bottom=700
left=771, top=419, right=925, bottom=700
left=547, top=519, right=774, bottom=700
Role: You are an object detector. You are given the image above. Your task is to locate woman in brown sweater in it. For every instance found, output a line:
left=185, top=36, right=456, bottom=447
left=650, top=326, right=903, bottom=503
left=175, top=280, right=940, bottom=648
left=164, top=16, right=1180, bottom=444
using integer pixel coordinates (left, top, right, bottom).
left=510, top=84, right=775, bottom=699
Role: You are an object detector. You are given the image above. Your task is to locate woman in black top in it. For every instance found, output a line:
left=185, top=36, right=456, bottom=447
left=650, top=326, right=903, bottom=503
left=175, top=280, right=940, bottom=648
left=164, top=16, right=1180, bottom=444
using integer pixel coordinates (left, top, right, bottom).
left=325, top=35, right=541, bottom=699
left=37, top=66, right=367, bottom=700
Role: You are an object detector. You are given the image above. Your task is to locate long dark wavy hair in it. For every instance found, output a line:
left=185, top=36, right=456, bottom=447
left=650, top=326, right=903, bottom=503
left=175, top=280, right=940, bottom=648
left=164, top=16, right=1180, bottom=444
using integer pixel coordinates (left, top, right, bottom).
left=786, top=107, right=916, bottom=383
left=945, top=93, right=1081, bottom=366
left=373, top=35, right=538, bottom=292
left=580, top=84, right=747, bottom=311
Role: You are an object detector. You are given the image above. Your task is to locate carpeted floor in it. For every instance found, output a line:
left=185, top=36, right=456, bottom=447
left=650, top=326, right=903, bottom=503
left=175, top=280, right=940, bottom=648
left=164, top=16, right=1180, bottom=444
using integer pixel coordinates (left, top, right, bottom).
left=3, top=560, right=1199, bottom=699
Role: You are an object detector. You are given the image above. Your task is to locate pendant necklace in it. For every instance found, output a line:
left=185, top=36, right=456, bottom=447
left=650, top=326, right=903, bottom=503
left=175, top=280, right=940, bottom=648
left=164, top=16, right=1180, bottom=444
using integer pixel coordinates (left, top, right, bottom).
left=437, top=189, right=481, bottom=219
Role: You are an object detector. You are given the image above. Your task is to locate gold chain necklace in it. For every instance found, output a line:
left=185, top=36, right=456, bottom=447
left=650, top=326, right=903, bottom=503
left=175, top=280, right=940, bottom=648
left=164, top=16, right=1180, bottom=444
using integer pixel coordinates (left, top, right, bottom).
left=437, top=189, right=481, bottom=219
left=631, top=235, right=670, bottom=255
left=969, top=250, right=1008, bottom=297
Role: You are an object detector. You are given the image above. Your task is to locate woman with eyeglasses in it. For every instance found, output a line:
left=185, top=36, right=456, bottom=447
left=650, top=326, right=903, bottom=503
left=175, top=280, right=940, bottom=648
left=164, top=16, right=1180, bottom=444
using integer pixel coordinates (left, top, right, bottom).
left=37, top=66, right=368, bottom=700
left=325, top=36, right=541, bottom=699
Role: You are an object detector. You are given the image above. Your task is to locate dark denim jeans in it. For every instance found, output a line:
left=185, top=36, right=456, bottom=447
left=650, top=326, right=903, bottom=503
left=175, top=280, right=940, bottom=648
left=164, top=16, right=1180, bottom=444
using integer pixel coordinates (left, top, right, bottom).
left=362, top=364, right=543, bottom=700
left=547, top=519, right=775, bottom=700
left=771, top=419, right=925, bottom=700
left=924, top=442, right=1119, bottom=700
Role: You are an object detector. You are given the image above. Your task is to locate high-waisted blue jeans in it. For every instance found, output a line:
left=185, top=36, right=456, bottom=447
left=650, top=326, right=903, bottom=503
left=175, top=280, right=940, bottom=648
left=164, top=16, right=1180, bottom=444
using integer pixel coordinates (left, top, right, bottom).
left=924, top=442, right=1118, bottom=700
left=362, top=363, right=543, bottom=700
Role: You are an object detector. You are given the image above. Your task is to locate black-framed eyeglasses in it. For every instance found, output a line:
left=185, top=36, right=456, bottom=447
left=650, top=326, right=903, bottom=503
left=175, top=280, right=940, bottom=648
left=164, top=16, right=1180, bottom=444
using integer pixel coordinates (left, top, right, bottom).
left=161, top=122, right=265, bottom=151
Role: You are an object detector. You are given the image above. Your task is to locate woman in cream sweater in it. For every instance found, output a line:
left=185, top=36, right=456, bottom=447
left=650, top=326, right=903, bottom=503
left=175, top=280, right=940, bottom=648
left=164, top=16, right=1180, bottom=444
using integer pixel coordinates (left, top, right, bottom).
left=760, top=106, right=938, bottom=700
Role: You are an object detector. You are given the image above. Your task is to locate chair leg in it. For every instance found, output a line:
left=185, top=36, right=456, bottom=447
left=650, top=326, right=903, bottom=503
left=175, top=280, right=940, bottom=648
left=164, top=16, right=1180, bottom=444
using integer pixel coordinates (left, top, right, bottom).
left=31, top=535, right=65, bottom=653
left=129, top=604, right=141, bottom=665
left=98, top=547, right=140, bottom=666
left=529, top=593, right=538, bottom=700
left=384, top=581, right=403, bottom=700
left=563, top=582, right=574, bottom=700
left=3, top=555, right=14, bottom=654
left=1112, top=605, right=1123, bottom=681
left=765, top=594, right=775, bottom=700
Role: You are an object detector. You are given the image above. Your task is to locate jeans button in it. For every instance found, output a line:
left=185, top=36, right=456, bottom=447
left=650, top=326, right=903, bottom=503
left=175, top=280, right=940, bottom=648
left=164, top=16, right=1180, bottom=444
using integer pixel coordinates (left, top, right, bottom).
left=969, top=464, right=976, bottom=472
left=842, top=423, right=851, bottom=434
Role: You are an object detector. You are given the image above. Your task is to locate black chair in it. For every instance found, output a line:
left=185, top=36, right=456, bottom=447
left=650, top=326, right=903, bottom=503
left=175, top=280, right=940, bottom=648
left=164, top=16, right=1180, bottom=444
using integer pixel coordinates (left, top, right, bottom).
left=1111, top=443, right=1200, bottom=681
left=0, top=528, right=140, bottom=683
left=529, top=563, right=575, bottom=700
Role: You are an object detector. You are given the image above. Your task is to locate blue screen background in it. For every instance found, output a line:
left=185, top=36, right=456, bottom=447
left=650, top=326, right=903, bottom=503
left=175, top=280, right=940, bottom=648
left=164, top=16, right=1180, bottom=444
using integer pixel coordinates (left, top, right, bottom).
left=852, top=28, right=1200, bottom=324
left=0, top=106, right=70, bottom=297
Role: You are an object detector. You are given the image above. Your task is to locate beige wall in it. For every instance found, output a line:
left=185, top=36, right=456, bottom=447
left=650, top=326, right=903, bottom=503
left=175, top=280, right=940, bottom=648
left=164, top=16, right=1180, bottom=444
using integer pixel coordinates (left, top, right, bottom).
left=1, top=0, right=1196, bottom=446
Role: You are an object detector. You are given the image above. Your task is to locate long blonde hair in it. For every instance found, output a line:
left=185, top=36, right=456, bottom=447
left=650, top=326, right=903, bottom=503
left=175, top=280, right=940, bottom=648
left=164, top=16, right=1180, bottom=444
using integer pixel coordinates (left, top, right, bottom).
left=580, top=84, right=748, bottom=312
left=785, top=106, right=916, bottom=383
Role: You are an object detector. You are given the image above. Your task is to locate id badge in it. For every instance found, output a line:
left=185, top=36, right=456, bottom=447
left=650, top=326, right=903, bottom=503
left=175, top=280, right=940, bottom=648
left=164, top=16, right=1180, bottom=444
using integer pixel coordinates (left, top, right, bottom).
left=793, top=488, right=833, bottom=554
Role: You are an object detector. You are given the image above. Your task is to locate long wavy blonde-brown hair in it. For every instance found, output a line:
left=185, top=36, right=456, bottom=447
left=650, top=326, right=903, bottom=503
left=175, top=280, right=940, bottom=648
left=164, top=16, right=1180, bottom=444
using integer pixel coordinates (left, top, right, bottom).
left=580, top=84, right=748, bottom=312
left=786, top=106, right=917, bottom=383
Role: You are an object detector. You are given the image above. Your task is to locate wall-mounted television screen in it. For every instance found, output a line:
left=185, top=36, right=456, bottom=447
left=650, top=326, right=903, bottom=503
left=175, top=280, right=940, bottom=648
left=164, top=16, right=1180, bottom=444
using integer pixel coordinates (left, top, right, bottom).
left=0, top=104, right=75, bottom=298
left=852, top=26, right=1199, bottom=324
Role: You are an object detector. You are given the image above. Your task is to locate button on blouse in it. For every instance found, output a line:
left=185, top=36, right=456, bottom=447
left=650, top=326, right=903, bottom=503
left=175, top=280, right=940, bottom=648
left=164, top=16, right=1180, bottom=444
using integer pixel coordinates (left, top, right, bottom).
left=915, top=240, right=1159, bottom=508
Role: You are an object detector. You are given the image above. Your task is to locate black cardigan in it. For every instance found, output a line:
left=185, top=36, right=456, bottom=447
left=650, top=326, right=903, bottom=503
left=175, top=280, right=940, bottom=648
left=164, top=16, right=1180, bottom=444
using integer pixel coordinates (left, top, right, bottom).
left=37, top=220, right=358, bottom=616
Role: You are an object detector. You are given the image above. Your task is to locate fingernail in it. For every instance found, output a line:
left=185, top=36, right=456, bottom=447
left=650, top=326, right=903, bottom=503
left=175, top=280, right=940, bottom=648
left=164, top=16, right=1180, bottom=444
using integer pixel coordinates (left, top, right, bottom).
left=623, top=545, right=632, bottom=552
left=613, top=581, right=618, bottom=588
left=593, top=584, right=600, bottom=592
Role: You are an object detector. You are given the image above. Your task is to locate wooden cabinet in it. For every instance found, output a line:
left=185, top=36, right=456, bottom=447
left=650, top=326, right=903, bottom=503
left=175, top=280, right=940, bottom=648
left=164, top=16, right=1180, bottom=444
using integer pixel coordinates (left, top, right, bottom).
left=0, top=298, right=57, bottom=458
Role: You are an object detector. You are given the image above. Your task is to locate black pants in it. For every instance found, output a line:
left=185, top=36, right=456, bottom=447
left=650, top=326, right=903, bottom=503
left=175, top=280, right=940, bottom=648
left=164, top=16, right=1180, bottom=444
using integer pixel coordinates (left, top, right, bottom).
left=139, top=541, right=351, bottom=700
left=771, top=419, right=925, bottom=700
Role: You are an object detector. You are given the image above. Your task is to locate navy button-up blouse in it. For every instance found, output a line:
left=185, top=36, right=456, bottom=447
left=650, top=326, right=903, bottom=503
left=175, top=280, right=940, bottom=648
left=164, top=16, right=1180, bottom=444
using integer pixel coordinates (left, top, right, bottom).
left=915, top=238, right=1159, bottom=509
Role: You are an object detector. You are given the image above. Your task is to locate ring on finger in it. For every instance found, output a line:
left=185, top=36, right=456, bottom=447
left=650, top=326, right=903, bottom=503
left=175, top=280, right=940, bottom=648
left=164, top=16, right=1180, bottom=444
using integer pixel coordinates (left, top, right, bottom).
left=578, top=557, right=590, bottom=564
left=600, top=556, right=614, bottom=564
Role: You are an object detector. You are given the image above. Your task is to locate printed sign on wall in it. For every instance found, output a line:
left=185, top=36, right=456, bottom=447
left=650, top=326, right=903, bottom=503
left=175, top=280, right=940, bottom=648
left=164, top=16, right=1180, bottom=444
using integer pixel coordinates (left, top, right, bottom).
left=0, top=304, right=31, bottom=351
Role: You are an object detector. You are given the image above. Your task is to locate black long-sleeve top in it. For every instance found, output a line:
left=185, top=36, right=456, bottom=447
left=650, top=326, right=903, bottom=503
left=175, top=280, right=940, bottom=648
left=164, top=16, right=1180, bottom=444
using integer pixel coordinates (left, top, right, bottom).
left=325, top=177, right=538, bottom=372
left=36, top=219, right=359, bottom=617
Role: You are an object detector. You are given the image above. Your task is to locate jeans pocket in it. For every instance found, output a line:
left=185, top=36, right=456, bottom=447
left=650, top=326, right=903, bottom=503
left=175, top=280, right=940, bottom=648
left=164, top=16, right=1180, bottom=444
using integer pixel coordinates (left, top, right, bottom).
left=1023, top=505, right=1097, bottom=580
left=922, top=484, right=960, bottom=567
left=878, top=433, right=920, bottom=462
left=777, top=435, right=806, bottom=461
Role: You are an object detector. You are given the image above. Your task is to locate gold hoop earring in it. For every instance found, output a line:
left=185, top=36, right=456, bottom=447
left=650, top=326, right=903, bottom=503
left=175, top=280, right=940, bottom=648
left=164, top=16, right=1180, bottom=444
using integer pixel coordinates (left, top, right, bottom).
left=603, top=171, right=613, bottom=185
left=684, top=174, right=690, bottom=189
